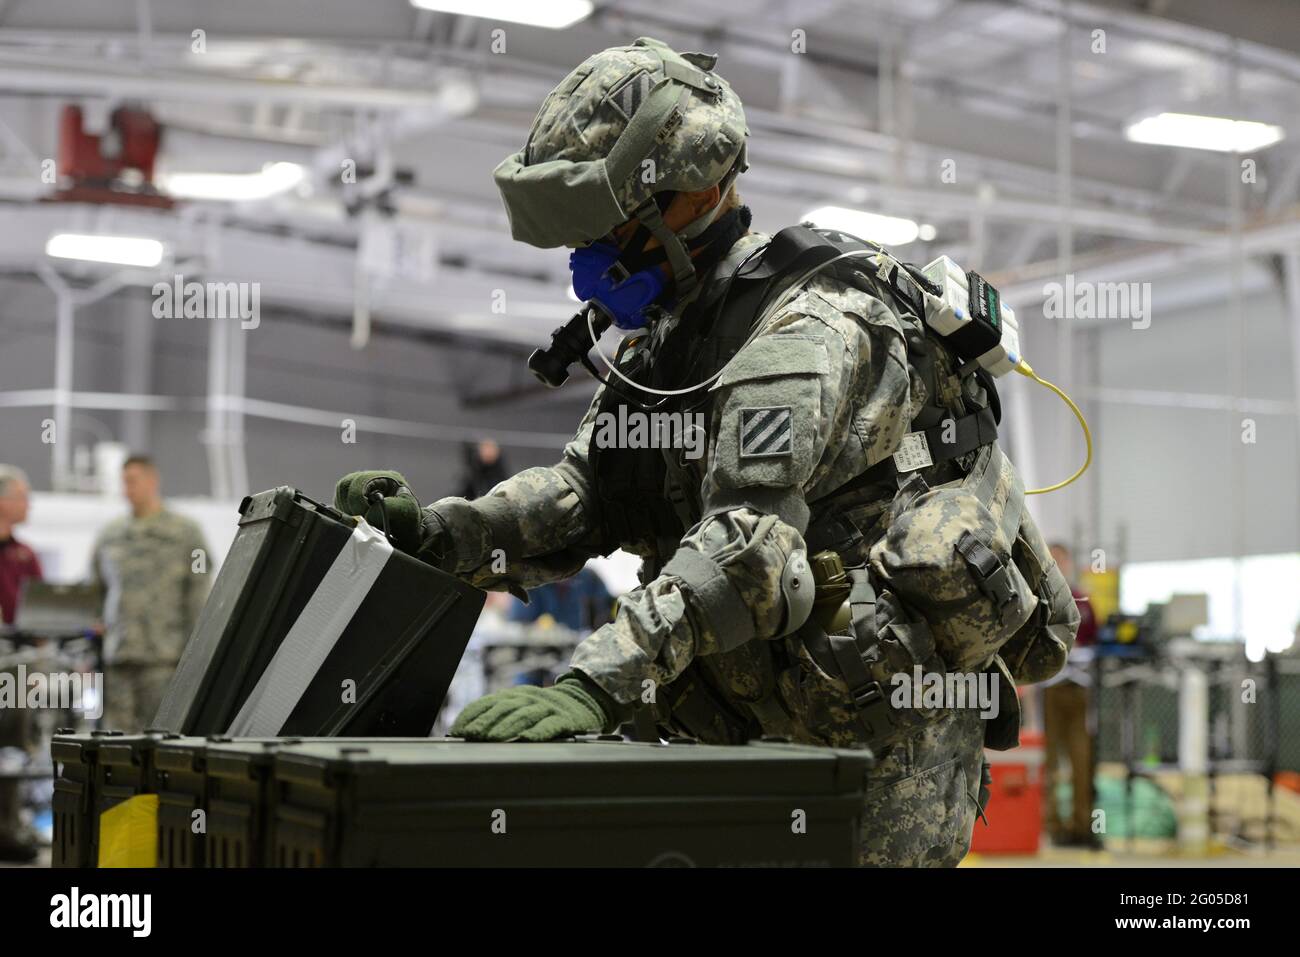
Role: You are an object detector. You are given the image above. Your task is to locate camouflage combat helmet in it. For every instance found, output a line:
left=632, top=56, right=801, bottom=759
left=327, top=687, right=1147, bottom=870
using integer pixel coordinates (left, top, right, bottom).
left=494, top=36, right=748, bottom=291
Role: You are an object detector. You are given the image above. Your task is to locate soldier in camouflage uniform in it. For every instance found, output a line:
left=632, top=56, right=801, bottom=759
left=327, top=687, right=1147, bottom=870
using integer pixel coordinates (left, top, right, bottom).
left=336, top=37, right=1078, bottom=866
left=91, top=455, right=210, bottom=731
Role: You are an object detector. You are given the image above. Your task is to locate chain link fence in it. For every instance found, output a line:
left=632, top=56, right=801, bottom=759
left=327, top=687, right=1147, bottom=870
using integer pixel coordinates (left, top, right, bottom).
left=1095, top=658, right=1299, bottom=771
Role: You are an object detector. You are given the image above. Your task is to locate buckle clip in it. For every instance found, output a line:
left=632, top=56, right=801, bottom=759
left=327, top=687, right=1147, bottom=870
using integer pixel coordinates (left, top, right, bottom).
left=850, top=681, right=895, bottom=740
left=851, top=681, right=883, bottom=709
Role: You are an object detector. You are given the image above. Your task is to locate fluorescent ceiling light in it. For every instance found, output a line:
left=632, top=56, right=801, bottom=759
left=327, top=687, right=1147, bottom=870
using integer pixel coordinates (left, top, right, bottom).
left=45, top=233, right=164, bottom=268
left=161, top=161, right=305, bottom=201
left=408, top=0, right=593, bottom=29
left=802, top=206, right=920, bottom=246
left=1125, top=112, right=1284, bottom=153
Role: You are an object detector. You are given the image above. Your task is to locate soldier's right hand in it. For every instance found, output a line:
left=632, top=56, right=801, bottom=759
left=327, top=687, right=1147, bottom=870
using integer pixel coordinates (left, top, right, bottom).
left=332, top=470, right=423, bottom=555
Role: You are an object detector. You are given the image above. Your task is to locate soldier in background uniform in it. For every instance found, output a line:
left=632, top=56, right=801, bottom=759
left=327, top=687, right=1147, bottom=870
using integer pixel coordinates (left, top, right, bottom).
left=91, top=454, right=210, bottom=731
left=335, top=38, right=1078, bottom=866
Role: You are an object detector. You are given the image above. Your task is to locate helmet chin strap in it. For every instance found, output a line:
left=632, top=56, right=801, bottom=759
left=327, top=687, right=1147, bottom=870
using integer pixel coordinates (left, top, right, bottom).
left=625, top=145, right=749, bottom=301
left=631, top=197, right=698, bottom=298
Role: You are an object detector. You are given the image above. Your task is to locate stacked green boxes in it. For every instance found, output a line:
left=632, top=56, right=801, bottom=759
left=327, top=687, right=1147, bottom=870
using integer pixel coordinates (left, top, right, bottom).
left=50, top=731, right=107, bottom=868
left=53, top=735, right=872, bottom=867
left=53, top=733, right=431, bottom=868
left=191, top=739, right=271, bottom=868
left=96, top=733, right=183, bottom=823
left=271, top=739, right=871, bottom=867
left=168, top=737, right=439, bottom=867
left=153, top=737, right=211, bottom=867
left=52, top=730, right=193, bottom=868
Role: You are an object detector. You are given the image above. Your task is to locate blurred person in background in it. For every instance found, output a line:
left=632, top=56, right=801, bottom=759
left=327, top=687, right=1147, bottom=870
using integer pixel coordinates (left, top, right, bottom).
left=457, top=439, right=508, bottom=500
left=507, top=565, right=613, bottom=634
left=90, top=455, right=211, bottom=731
left=507, top=565, right=614, bottom=686
left=1042, top=542, right=1100, bottom=849
left=0, top=465, right=42, bottom=861
left=0, top=465, right=42, bottom=627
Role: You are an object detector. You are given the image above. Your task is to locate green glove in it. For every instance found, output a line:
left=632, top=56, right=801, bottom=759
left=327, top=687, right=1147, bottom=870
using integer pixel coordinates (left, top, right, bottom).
left=450, top=676, right=617, bottom=742
left=332, top=470, right=423, bottom=555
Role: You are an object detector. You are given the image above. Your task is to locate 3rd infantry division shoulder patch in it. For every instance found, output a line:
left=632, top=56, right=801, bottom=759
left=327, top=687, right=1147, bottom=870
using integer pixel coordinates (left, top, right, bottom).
left=739, top=406, right=794, bottom=457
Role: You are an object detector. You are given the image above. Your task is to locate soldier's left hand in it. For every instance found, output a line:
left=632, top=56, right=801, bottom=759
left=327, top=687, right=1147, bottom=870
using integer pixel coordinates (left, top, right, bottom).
left=450, top=678, right=610, bottom=742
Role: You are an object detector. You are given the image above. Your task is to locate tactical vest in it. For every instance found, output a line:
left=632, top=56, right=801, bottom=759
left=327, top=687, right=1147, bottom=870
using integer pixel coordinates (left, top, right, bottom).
left=587, top=226, right=995, bottom=556
left=589, top=226, right=1074, bottom=751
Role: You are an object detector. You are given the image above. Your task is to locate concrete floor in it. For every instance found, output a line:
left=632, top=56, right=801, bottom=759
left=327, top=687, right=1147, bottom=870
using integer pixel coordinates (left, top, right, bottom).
left=963, top=839, right=1300, bottom=867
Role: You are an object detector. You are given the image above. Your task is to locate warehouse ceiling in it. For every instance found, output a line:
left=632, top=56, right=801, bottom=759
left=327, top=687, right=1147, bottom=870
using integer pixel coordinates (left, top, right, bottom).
left=0, top=0, right=1297, bottom=347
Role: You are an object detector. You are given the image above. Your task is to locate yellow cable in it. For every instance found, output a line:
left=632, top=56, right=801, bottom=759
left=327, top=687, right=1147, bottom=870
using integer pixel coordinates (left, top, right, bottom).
left=1015, top=359, right=1092, bottom=494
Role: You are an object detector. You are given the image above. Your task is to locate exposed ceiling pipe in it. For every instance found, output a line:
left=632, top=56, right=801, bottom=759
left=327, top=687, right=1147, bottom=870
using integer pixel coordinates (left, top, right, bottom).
left=35, top=262, right=132, bottom=490
left=992, top=214, right=1300, bottom=303
left=0, top=62, right=471, bottom=111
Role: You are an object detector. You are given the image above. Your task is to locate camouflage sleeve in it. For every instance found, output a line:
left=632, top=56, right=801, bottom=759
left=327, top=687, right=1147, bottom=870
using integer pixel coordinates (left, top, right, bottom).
left=571, top=279, right=913, bottom=706
left=570, top=508, right=805, bottom=704
left=88, top=534, right=104, bottom=589
left=426, top=389, right=607, bottom=592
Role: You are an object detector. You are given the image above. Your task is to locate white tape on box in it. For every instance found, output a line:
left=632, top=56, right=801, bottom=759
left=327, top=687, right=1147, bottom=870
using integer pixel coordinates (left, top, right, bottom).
left=225, top=518, right=394, bottom=737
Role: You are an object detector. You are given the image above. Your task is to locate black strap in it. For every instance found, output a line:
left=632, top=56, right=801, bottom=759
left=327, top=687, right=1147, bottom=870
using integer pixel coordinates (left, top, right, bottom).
left=632, top=710, right=660, bottom=742
left=976, top=757, right=992, bottom=826
left=882, top=259, right=930, bottom=319
left=667, top=222, right=883, bottom=394
left=803, top=512, right=864, bottom=555
left=697, top=223, right=873, bottom=342
left=587, top=339, right=686, bottom=548
left=955, top=530, right=1017, bottom=609
left=832, top=569, right=900, bottom=742
left=977, top=367, right=1002, bottom=425
left=745, top=223, right=869, bottom=285
left=814, top=405, right=998, bottom=507
left=659, top=667, right=755, bottom=744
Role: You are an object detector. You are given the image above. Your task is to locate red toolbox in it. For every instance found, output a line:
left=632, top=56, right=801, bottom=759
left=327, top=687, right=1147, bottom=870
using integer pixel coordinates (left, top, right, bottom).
left=969, top=731, right=1044, bottom=854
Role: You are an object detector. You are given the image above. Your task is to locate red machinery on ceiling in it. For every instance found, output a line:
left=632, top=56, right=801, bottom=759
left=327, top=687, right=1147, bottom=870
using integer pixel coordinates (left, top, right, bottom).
left=45, top=103, right=174, bottom=208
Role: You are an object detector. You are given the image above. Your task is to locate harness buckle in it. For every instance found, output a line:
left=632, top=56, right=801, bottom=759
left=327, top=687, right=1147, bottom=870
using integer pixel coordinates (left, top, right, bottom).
left=849, top=681, right=895, bottom=739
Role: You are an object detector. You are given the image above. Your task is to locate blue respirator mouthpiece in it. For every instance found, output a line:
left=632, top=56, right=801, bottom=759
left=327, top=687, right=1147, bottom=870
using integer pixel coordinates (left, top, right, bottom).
left=569, top=243, right=666, bottom=330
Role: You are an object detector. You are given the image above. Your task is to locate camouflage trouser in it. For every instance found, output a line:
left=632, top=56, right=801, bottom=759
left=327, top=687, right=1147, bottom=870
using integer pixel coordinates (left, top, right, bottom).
left=102, top=663, right=176, bottom=733
left=858, top=707, right=986, bottom=867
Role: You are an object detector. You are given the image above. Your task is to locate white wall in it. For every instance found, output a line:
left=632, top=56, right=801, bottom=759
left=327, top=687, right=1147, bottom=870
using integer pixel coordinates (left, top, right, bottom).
left=1092, top=281, right=1299, bottom=563
left=19, top=492, right=239, bottom=583
left=1007, top=268, right=1299, bottom=564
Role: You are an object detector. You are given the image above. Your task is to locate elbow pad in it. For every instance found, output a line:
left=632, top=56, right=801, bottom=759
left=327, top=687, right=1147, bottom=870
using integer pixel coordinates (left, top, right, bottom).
left=779, top=548, right=815, bottom=638
left=660, top=509, right=812, bottom=653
